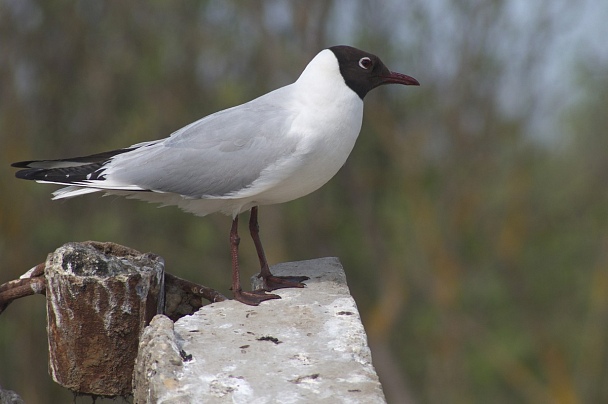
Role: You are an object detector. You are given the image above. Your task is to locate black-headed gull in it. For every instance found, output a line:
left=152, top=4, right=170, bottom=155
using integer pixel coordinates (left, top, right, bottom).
left=13, top=45, right=419, bottom=305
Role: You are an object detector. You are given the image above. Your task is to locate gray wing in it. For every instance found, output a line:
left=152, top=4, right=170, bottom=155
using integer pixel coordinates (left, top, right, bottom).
left=105, top=89, right=300, bottom=198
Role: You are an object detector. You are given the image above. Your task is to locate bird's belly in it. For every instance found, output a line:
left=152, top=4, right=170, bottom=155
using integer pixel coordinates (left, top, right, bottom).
left=256, top=160, right=342, bottom=205
left=256, top=126, right=361, bottom=204
left=258, top=105, right=363, bottom=206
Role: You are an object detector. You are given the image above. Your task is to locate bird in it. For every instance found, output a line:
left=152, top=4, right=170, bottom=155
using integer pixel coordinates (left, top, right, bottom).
left=12, top=45, right=419, bottom=305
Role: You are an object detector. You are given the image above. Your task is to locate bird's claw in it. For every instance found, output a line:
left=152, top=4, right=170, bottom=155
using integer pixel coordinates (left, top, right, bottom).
left=233, top=289, right=281, bottom=306
left=261, top=275, right=309, bottom=291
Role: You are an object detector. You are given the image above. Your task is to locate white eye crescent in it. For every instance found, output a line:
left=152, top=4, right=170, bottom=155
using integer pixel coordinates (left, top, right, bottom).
left=358, top=57, right=372, bottom=69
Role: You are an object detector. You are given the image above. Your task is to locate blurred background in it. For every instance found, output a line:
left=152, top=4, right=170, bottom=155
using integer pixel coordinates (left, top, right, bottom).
left=1, top=0, right=607, bottom=403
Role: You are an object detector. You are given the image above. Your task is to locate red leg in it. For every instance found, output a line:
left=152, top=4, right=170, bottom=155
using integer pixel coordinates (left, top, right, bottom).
left=230, top=215, right=280, bottom=305
left=249, top=206, right=309, bottom=291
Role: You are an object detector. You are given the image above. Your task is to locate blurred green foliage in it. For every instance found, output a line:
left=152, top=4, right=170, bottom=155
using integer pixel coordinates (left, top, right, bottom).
left=1, top=1, right=607, bottom=403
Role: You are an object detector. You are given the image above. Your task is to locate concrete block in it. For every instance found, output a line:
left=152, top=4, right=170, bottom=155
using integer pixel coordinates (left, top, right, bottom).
left=134, top=258, right=386, bottom=403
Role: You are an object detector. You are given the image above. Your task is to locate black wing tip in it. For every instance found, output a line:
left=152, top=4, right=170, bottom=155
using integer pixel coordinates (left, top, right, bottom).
left=12, top=160, right=108, bottom=183
left=11, top=147, right=135, bottom=169
left=11, top=147, right=137, bottom=182
left=11, top=160, right=34, bottom=168
left=12, top=160, right=48, bottom=180
left=14, top=168, right=43, bottom=180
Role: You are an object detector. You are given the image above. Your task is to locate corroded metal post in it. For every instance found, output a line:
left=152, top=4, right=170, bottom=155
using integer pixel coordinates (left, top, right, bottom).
left=45, top=241, right=164, bottom=397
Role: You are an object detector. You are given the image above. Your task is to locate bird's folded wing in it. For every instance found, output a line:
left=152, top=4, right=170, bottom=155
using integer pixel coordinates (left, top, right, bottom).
left=104, top=99, right=301, bottom=198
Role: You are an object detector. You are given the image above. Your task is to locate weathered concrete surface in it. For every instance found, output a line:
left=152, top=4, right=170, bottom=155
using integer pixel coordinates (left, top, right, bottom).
left=46, top=241, right=165, bottom=397
left=132, top=315, right=185, bottom=404
left=134, top=257, right=386, bottom=403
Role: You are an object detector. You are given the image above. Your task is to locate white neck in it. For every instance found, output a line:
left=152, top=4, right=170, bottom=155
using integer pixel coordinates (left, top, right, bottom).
left=294, top=49, right=357, bottom=104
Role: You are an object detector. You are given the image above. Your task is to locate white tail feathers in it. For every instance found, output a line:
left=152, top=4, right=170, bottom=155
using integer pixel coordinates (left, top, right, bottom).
left=51, top=186, right=102, bottom=200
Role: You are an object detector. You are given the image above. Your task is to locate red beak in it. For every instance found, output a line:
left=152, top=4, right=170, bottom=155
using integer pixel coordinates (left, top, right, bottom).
left=380, top=71, right=420, bottom=86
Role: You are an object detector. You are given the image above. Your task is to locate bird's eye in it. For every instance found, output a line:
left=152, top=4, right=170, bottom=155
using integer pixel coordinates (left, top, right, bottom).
left=358, top=57, right=372, bottom=70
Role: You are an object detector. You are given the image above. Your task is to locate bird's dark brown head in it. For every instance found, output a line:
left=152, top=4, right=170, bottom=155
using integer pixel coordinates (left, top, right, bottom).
left=329, top=45, right=419, bottom=99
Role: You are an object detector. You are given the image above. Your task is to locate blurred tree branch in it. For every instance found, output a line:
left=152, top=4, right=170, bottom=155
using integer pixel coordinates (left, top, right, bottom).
left=0, top=264, right=46, bottom=314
